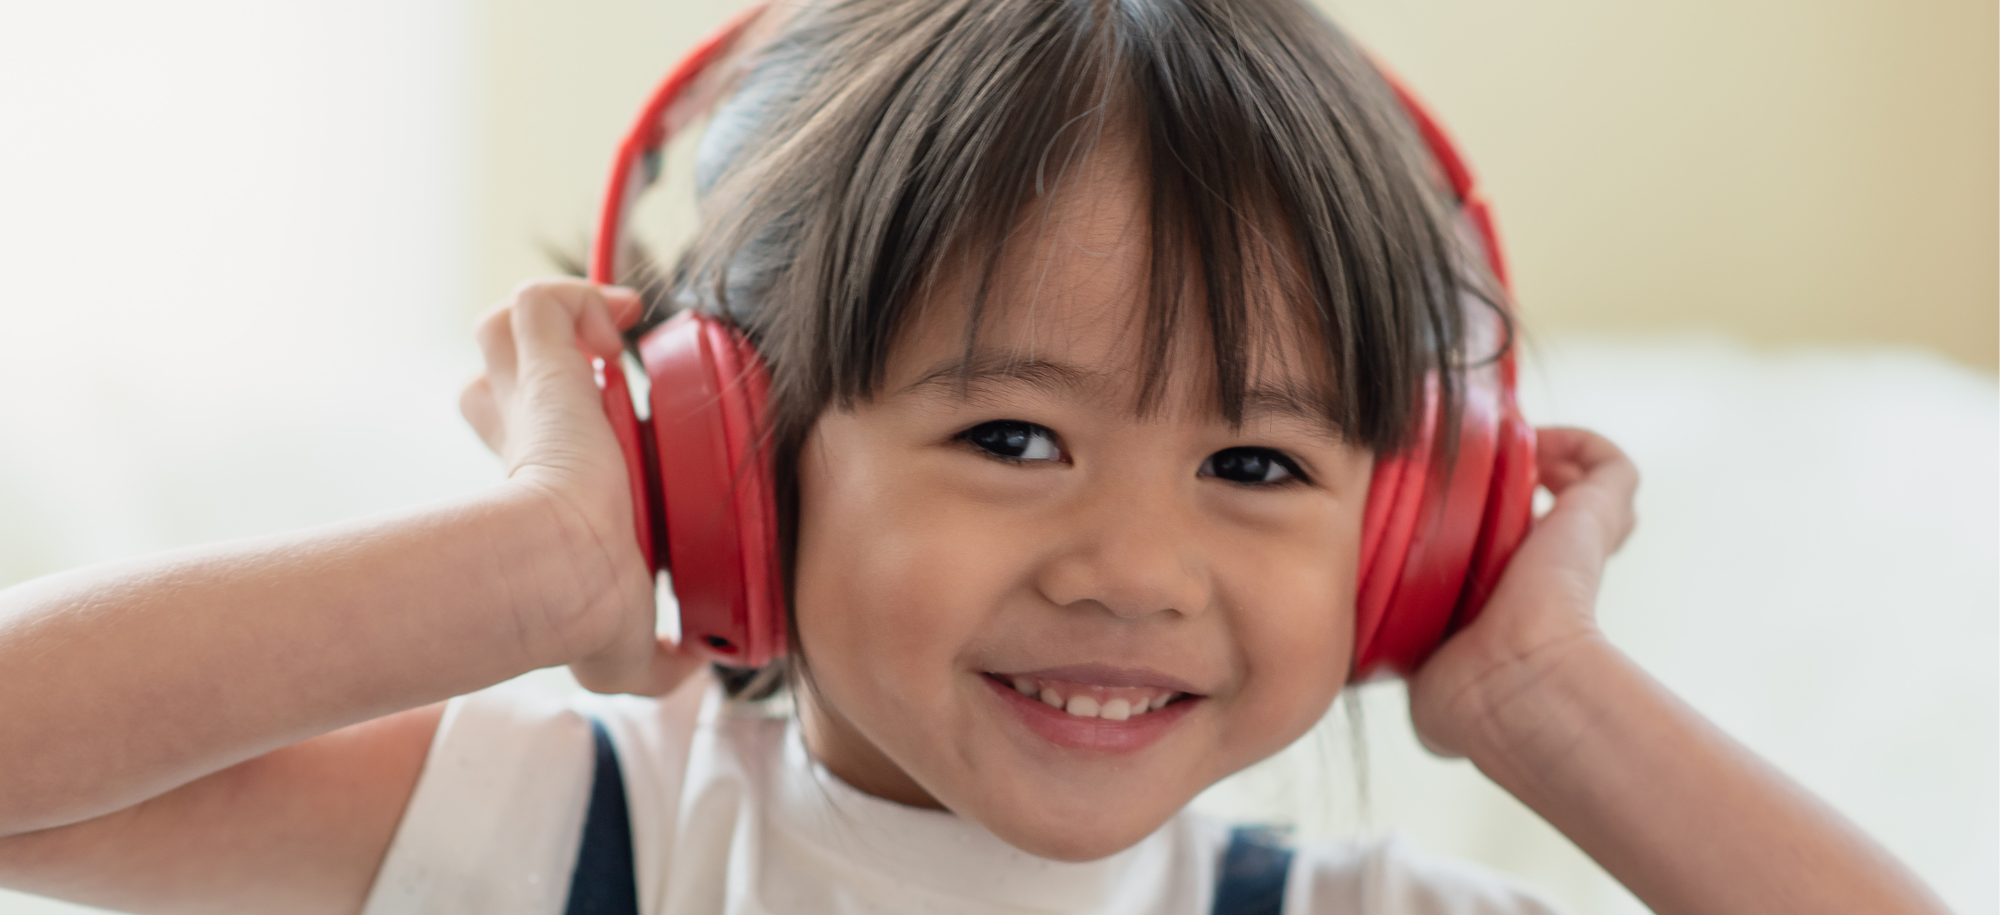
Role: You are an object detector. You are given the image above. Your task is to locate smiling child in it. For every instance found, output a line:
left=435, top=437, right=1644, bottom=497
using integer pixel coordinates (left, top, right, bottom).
left=0, top=1, right=1949, bottom=914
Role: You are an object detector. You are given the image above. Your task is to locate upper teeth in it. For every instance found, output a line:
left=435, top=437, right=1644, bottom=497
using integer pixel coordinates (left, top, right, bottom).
left=1005, top=676, right=1181, bottom=720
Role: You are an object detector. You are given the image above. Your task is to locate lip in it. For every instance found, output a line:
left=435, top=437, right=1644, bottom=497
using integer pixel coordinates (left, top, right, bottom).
left=982, top=673, right=1201, bottom=753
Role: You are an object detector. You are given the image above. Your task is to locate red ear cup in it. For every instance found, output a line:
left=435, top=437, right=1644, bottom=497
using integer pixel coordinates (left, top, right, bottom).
left=638, top=312, right=783, bottom=667
left=599, top=312, right=783, bottom=668
left=1347, top=71, right=1539, bottom=682
left=1353, top=384, right=1436, bottom=671
left=1350, top=362, right=1521, bottom=680
left=1462, top=404, right=1536, bottom=622
left=590, top=7, right=781, bottom=668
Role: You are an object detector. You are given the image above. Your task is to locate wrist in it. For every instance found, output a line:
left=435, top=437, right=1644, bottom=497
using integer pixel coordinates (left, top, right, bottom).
left=483, top=476, right=649, bottom=669
left=1451, top=632, right=1632, bottom=792
left=1409, top=595, right=1602, bottom=755
left=1439, top=632, right=1949, bottom=915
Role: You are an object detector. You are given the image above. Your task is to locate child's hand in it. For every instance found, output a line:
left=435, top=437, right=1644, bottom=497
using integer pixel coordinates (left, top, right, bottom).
left=1399, top=430, right=1948, bottom=915
left=1405, top=426, right=1639, bottom=757
left=460, top=280, right=704, bottom=696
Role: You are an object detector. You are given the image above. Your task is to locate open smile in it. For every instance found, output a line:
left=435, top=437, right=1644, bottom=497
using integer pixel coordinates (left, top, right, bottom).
left=980, top=668, right=1205, bottom=753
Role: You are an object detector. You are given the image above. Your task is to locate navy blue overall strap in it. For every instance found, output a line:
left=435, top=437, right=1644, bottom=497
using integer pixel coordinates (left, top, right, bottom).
left=565, top=718, right=640, bottom=915
left=1212, top=825, right=1295, bottom=915
left=560, top=718, right=1290, bottom=915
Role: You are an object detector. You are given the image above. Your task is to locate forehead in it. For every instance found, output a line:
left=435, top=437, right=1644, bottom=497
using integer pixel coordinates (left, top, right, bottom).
left=884, top=136, right=1338, bottom=431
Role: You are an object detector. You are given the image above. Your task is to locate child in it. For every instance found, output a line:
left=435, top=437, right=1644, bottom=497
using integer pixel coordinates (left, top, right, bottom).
left=0, top=1, right=1948, bottom=913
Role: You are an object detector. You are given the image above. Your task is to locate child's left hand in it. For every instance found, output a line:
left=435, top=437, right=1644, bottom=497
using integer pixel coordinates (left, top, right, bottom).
left=1404, top=426, right=1639, bottom=757
left=1398, top=428, right=1948, bottom=915
left=459, top=279, right=706, bottom=697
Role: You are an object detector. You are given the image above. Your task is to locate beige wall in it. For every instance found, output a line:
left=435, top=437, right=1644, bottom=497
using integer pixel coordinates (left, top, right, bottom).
left=476, top=0, right=1997, bottom=369
left=1330, top=0, right=1998, bottom=370
left=475, top=0, right=730, bottom=312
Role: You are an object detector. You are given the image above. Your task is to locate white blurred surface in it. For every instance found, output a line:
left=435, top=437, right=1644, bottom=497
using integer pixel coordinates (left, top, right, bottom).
left=0, top=3, right=1993, bottom=915
left=0, top=3, right=480, bottom=909
left=0, top=1, right=484, bottom=586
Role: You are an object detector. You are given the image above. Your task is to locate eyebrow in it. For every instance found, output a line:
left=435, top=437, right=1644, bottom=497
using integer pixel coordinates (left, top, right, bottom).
left=904, top=355, right=1101, bottom=401
left=903, top=354, right=1347, bottom=440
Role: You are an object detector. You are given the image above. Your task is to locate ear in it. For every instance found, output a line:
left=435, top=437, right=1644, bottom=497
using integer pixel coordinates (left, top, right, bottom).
left=664, top=4, right=799, bottom=134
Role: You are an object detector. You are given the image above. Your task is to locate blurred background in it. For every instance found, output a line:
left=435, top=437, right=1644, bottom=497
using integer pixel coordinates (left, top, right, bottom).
left=0, top=1, right=1992, bottom=913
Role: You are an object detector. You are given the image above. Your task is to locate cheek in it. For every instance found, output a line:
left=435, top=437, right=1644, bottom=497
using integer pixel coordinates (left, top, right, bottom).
left=1216, top=504, right=1362, bottom=759
left=790, top=420, right=1013, bottom=711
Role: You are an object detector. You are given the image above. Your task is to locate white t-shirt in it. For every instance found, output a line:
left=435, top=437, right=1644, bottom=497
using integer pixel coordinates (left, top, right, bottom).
left=362, top=676, right=1567, bottom=915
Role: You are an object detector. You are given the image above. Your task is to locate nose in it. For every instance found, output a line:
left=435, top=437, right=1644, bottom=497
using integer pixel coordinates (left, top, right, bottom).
left=1033, top=479, right=1213, bottom=619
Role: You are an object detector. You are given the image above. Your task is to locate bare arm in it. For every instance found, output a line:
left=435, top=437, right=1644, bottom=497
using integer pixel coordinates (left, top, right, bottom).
left=0, top=280, right=700, bottom=911
left=0, top=488, right=607, bottom=837
left=0, top=705, right=441, bottom=915
left=1458, top=634, right=1943, bottom=915
left=1410, top=428, right=1947, bottom=915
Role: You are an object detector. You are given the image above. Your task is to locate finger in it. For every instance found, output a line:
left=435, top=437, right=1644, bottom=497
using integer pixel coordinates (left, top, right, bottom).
left=489, top=279, right=629, bottom=370
left=512, top=282, right=621, bottom=376
left=1534, top=427, right=1640, bottom=553
left=473, top=303, right=519, bottom=392
left=601, top=286, right=643, bottom=331
left=575, top=291, right=629, bottom=361
left=482, top=277, right=619, bottom=382
left=1545, top=430, right=1638, bottom=515
left=459, top=375, right=506, bottom=456
left=1533, top=427, right=1627, bottom=493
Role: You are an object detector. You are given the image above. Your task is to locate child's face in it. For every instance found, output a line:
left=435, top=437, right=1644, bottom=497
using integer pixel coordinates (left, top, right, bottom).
left=791, top=145, right=1373, bottom=861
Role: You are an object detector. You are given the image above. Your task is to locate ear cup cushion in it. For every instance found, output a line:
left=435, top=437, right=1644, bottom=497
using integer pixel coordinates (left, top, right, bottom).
left=1351, top=373, right=1504, bottom=680
left=1456, top=407, right=1536, bottom=631
left=1352, top=389, right=1435, bottom=679
left=640, top=311, right=782, bottom=667
left=701, top=316, right=780, bottom=662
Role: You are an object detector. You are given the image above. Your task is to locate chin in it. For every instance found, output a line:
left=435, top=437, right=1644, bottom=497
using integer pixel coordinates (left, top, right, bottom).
left=963, top=791, right=1184, bottom=862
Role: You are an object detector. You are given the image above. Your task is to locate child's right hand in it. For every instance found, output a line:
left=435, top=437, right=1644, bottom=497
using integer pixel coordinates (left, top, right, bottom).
left=459, top=279, right=704, bottom=697
left=0, top=278, right=701, bottom=908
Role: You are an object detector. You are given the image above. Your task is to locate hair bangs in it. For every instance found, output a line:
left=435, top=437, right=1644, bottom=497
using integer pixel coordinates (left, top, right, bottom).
left=672, top=0, right=1473, bottom=461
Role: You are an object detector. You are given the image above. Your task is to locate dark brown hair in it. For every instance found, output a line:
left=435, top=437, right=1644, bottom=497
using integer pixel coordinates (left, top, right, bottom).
left=625, top=0, right=1498, bottom=692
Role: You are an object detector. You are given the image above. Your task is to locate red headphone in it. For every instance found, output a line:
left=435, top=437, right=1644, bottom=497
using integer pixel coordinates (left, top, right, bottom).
left=593, top=7, right=1536, bottom=681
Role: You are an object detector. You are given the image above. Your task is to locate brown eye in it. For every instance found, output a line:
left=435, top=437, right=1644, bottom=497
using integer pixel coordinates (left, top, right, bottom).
left=1200, top=447, right=1304, bottom=485
left=960, top=421, right=1063, bottom=462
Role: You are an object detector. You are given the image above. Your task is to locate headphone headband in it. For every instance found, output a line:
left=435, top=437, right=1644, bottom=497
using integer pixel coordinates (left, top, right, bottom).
left=591, top=7, right=1515, bottom=303
left=593, top=6, right=1534, bottom=678
left=590, top=4, right=770, bottom=289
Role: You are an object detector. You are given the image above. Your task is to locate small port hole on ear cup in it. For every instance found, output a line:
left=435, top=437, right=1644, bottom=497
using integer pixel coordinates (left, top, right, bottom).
left=703, top=635, right=735, bottom=652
